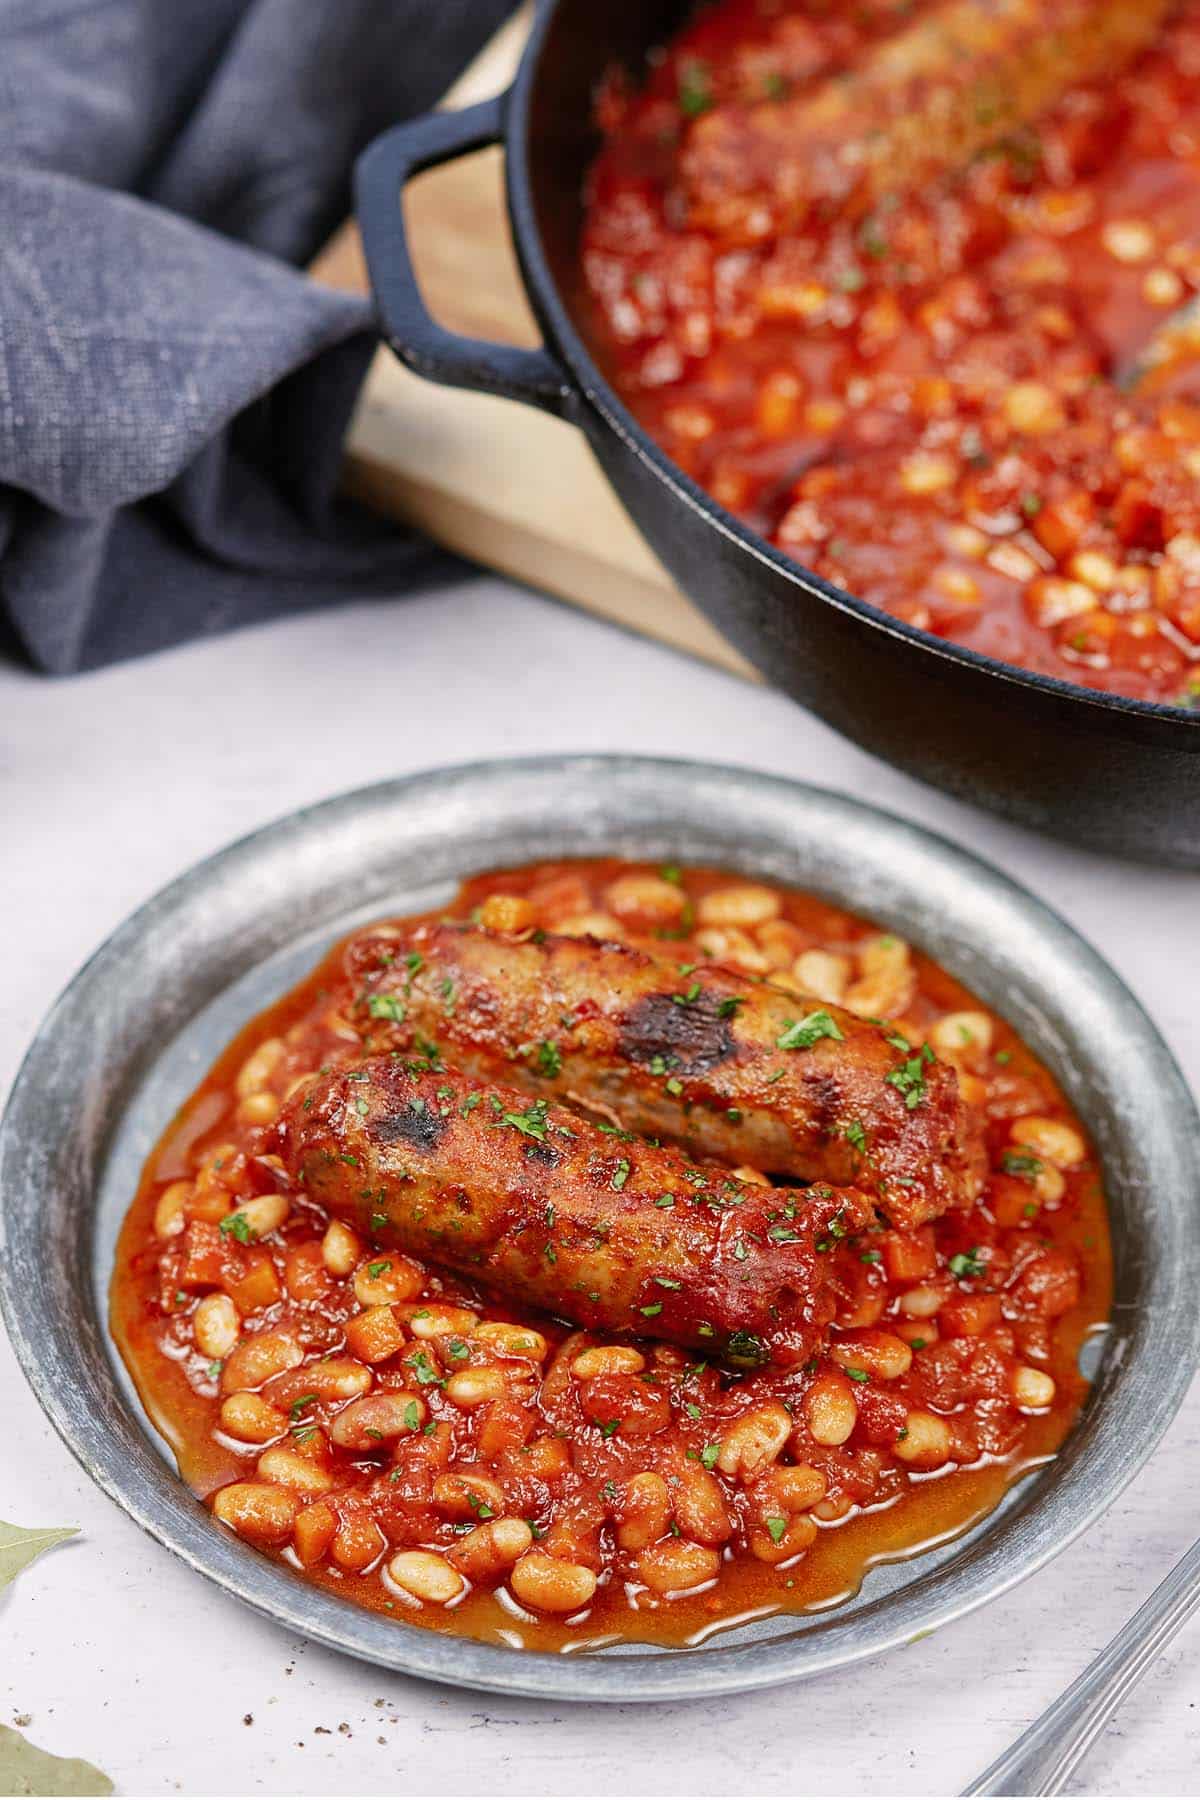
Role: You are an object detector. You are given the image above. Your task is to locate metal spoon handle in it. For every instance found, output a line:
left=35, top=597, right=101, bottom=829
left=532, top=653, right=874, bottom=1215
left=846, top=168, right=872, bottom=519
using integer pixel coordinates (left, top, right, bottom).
left=964, top=1534, right=1200, bottom=1796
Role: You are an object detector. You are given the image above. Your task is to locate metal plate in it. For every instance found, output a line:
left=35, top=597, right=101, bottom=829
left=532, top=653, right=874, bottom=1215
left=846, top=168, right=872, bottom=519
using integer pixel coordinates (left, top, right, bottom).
left=2, top=755, right=1198, bottom=1701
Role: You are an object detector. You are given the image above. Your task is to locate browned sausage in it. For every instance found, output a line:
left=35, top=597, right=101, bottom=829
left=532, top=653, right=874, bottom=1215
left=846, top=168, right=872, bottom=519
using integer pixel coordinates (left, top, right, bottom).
left=277, top=1059, right=874, bottom=1369
left=339, top=920, right=985, bottom=1229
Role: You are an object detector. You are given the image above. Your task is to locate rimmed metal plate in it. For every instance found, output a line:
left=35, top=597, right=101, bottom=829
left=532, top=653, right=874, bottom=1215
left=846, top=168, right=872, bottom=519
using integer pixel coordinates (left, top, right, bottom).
left=2, top=756, right=1197, bottom=1701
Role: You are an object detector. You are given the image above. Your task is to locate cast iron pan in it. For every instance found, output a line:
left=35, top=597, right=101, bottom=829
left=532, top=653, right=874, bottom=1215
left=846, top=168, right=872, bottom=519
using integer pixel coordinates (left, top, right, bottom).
left=354, top=0, right=1200, bottom=866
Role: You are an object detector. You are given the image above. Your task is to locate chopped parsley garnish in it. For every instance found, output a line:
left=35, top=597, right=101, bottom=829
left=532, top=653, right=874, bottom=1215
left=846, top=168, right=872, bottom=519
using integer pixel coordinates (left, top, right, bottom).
left=677, top=60, right=712, bottom=117
left=671, top=981, right=703, bottom=1007
left=655, top=1194, right=676, bottom=1209
left=765, top=1516, right=788, bottom=1544
left=700, top=1443, right=722, bottom=1470
left=777, top=1009, right=845, bottom=1051
left=815, top=1206, right=851, bottom=1253
left=843, top=1118, right=868, bottom=1155
left=367, top=993, right=405, bottom=1022
left=537, top=1039, right=562, bottom=1078
left=885, top=1042, right=935, bottom=1109
left=600, top=1420, right=622, bottom=1439
left=219, top=1211, right=253, bottom=1244
left=717, top=996, right=745, bottom=1019
left=655, top=1277, right=682, bottom=1289
left=640, top=1302, right=663, bottom=1317
left=726, top=1330, right=764, bottom=1364
left=860, top=1248, right=882, bottom=1264
left=407, top=1349, right=443, bottom=1386
left=403, top=1400, right=421, bottom=1430
left=289, top=1392, right=318, bottom=1421
left=503, top=1099, right=550, bottom=1141
left=949, top=1247, right=988, bottom=1280
left=612, top=1159, right=631, bottom=1191
left=1002, top=1150, right=1043, bottom=1179
left=768, top=1223, right=801, bottom=1244
left=660, top=864, right=682, bottom=884
left=366, top=1259, right=392, bottom=1279
left=860, top=218, right=889, bottom=258
left=844, top=1367, right=871, bottom=1383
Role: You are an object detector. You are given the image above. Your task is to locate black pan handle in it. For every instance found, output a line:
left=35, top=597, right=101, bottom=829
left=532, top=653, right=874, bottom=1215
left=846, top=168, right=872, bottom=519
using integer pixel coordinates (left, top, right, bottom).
left=355, top=93, right=577, bottom=419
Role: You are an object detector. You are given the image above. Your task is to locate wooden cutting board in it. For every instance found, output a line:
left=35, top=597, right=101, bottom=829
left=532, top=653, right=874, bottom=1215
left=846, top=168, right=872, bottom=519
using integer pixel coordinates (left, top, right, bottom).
left=309, top=7, right=757, bottom=680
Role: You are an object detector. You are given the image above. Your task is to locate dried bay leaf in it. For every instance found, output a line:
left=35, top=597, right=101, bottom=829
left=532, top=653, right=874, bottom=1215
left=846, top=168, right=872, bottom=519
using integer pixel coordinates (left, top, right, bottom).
left=0, top=1726, right=113, bottom=1796
left=0, top=1521, right=78, bottom=1593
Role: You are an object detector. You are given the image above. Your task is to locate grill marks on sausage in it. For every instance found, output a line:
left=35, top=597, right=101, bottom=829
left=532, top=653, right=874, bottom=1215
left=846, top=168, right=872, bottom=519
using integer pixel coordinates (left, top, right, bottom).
left=283, top=1059, right=869, bottom=1366
left=617, top=990, right=737, bottom=1077
left=343, top=919, right=985, bottom=1226
left=370, top=1102, right=448, bottom=1154
left=523, top=1140, right=562, bottom=1169
left=801, top=1069, right=845, bottom=1142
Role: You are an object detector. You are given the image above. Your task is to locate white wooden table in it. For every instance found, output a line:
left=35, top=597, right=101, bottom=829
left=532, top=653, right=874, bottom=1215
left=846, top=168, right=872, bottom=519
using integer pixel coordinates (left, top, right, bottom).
left=2, top=580, right=1198, bottom=1797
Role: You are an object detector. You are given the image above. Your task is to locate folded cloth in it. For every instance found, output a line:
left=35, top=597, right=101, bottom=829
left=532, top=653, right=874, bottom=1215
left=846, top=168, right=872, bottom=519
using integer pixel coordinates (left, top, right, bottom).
left=0, top=0, right=516, bottom=674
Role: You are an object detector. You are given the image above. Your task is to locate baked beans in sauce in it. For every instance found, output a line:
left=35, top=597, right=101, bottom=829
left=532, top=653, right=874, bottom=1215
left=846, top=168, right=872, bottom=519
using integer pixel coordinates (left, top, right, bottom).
left=579, top=0, right=1200, bottom=707
left=111, top=861, right=1110, bottom=1651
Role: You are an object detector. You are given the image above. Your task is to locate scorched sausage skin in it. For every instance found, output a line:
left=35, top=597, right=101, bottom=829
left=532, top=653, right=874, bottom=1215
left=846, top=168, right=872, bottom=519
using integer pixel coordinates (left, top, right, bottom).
left=277, top=1057, right=874, bottom=1368
left=341, top=922, right=985, bottom=1229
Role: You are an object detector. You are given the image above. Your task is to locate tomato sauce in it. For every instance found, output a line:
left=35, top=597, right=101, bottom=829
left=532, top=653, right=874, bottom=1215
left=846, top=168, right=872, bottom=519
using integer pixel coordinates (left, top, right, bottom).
left=578, top=0, right=1200, bottom=707
left=111, top=860, right=1111, bottom=1651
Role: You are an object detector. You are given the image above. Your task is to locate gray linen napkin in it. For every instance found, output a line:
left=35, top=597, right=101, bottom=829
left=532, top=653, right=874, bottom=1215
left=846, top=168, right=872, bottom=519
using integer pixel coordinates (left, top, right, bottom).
left=0, top=0, right=515, bottom=672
